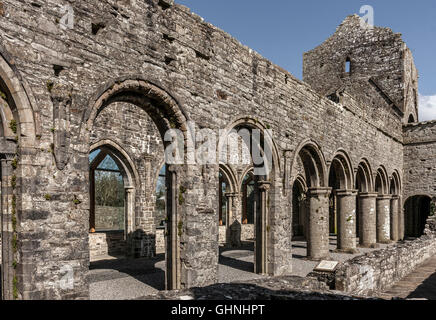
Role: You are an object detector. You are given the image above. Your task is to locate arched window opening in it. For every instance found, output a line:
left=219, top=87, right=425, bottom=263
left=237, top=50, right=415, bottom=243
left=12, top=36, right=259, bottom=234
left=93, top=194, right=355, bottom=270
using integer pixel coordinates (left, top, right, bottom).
left=408, top=114, right=415, bottom=123
left=90, top=150, right=125, bottom=233
left=242, top=172, right=255, bottom=225
left=155, top=164, right=166, bottom=227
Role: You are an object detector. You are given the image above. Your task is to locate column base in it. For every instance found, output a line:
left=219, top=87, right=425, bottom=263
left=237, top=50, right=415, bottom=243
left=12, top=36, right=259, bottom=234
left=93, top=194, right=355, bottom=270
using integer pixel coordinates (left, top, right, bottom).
left=306, top=255, right=330, bottom=262
left=358, top=243, right=379, bottom=249
left=378, top=240, right=394, bottom=245
left=333, top=248, right=359, bottom=254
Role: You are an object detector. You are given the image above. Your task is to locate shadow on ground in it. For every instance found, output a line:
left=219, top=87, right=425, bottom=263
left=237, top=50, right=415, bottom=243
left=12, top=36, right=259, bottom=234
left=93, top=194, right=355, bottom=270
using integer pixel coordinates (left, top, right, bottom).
left=407, top=272, right=436, bottom=300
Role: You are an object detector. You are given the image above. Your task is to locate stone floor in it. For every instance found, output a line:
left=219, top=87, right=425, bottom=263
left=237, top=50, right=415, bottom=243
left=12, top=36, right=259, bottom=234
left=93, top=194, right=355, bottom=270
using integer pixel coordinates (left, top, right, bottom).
left=291, top=236, right=392, bottom=277
left=88, top=235, right=392, bottom=300
left=378, top=256, right=436, bottom=300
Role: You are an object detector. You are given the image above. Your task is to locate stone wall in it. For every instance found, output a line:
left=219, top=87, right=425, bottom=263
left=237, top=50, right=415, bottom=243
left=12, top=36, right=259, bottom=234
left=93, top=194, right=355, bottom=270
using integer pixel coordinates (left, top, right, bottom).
left=156, top=228, right=165, bottom=254
left=0, top=0, right=409, bottom=299
left=403, top=120, right=436, bottom=201
left=335, top=217, right=436, bottom=296
left=89, top=231, right=126, bottom=260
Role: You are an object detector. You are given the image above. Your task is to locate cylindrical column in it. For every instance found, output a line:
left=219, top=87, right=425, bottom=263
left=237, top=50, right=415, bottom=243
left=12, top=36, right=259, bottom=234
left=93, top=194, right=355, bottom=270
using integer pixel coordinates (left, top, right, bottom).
left=336, top=190, right=358, bottom=253
left=307, top=187, right=331, bottom=261
left=255, top=181, right=270, bottom=275
left=377, top=195, right=392, bottom=243
left=358, top=193, right=378, bottom=248
left=390, top=196, right=400, bottom=241
left=399, top=197, right=405, bottom=240
left=225, top=192, right=240, bottom=247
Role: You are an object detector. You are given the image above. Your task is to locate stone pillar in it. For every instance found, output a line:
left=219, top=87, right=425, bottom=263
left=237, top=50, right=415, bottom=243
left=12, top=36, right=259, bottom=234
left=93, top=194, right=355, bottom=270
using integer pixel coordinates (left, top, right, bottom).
left=124, top=186, right=135, bottom=256
left=255, top=181, right=270, bottom=275
left=399, top=197, right=405, bottom=240
left=390, top=196, right=400, bottom=242
left=335, top=190, right=358, bottom=253
left=1, top=156, right=14, bottom=300
left=376, top=195, right=392, bottom=243
left=358, top=193, right=378, bottom=248
left=165, top=165, right=180, bottom=290
left=306, top=187, right=331, bottom=261
left=225, top=192, right=241, bottom=247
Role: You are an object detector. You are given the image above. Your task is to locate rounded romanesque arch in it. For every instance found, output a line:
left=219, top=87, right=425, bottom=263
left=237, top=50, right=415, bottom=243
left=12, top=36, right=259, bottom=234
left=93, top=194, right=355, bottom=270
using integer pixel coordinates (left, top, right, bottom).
left=217, top=116, right=285, bottom=276
left=327, top=150, right=357, bottom=251
left=375, top=166, right=389, bottom=195
left=355, top=159, right=374, bottom=193
left=328, top=150, right=354, bottom=190
left=82, top=79, right=191, bottom=291
left=290, top=140, right=330, bottom=260
left=291, top=139, right=328, bottom=188
left=82, top=79, right=189, bottom=146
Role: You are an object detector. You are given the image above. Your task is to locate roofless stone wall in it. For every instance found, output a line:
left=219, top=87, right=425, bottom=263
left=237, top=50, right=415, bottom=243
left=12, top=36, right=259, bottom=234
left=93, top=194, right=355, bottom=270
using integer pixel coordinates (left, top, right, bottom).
left=0, top=0, right=409, bottom=299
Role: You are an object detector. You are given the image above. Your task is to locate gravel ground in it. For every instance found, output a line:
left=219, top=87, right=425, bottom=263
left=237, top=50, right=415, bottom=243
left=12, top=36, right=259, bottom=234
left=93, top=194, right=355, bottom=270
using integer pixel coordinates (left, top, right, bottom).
left=88, top=236, right=392, bottom=300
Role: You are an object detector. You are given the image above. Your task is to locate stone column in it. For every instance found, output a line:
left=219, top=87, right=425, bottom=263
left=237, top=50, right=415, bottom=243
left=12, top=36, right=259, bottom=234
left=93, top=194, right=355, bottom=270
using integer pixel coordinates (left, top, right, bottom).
left=225, top=192, right=240, bottom=247
left=255, top=181, right=270, bottom=275
left=335, top=190, right=358, bottom=253
left=1, top=156, right=14, bottom=300
left=390, top=196, right=400, bottom=242
left=377, top=195, right=392, bottom=243
left=399, top=197, right=405, bottom=240
left=358, top=193, right=378, bottom=248
left=124, top=186, right=135, bottom=256
left=306, top=187, right=331, bottom=261
left=165, top=165, right=180, bottom=290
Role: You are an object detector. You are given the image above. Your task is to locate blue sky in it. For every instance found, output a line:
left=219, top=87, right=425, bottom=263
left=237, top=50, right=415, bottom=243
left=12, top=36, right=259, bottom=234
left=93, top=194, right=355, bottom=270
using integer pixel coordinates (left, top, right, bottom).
left=176, top=0, right=436, bottom=121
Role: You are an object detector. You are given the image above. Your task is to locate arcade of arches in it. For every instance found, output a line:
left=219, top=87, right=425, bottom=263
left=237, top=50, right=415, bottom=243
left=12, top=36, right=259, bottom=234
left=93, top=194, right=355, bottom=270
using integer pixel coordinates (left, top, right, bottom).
left=1, top=2, right=436, bottom=300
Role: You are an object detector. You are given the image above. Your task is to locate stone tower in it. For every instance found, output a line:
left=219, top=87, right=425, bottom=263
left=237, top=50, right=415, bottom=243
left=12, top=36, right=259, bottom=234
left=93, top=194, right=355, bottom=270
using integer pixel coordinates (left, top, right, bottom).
left=303, top=15, right=419, bottom=124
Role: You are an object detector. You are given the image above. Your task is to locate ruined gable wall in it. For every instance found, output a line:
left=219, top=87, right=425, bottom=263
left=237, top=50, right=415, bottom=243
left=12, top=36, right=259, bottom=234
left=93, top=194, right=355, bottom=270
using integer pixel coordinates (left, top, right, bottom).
left=303, top=15, right=415, bottom=126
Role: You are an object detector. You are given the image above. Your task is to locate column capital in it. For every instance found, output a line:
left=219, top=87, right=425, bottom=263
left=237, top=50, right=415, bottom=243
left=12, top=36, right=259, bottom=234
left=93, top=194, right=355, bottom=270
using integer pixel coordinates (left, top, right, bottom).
left=358, top=192, right=379, bottom=199
left=225, top=192, right=239, bottom=198
left=307, top=187, right=332, bottom=196
left=124, top=186, right=135, bottom=192
left=391, top=195, right=400, bottom=200
left=335, top=189, right=358, bottom=197
left=258, top=181, right=271, bottom=192
left=1, top=153, right=15, bottom=161
left=377, top=194, right=392, bottom=200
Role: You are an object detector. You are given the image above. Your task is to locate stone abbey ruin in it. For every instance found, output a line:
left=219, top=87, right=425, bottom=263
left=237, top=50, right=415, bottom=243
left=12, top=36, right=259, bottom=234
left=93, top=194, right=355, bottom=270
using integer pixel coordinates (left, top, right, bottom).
left=0, top=0, right=435, bottom=300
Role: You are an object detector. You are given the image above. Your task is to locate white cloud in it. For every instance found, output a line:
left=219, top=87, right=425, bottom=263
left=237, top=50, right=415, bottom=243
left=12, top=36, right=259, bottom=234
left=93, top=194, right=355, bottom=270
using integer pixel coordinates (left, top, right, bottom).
left=419, top=94, right=436, bottom=122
